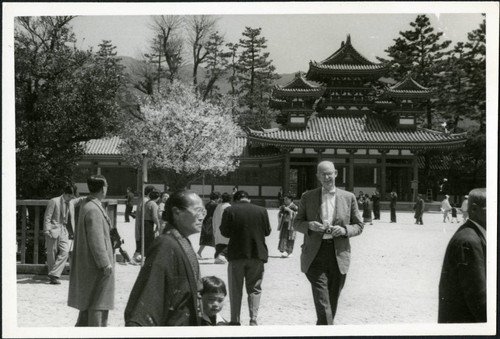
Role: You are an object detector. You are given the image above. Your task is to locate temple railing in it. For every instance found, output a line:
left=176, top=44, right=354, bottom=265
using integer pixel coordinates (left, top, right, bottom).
left=16, top=199, right=117, bottom=271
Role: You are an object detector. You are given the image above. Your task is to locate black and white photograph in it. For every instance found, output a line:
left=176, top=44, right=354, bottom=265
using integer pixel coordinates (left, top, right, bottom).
left=3, top=2, right=498, bottom=337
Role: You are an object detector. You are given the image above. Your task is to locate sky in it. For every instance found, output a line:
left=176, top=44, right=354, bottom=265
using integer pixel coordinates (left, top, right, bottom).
left=69, top=13, right=484, bottom=74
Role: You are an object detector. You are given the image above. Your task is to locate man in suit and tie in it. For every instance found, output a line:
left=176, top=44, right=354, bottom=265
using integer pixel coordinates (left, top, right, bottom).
left=68, top=175, right=115, bottom=326
left=294, top=161, right=364, bottom=325
left=438, top=188, right=486, bottom=323
left=43, top=184, right=77, bottom=285
left=220, top=191, right=271, bottom=326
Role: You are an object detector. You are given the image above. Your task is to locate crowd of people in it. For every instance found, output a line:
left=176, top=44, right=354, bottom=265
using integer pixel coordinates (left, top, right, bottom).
left=41, top=160, right=487, bottom=327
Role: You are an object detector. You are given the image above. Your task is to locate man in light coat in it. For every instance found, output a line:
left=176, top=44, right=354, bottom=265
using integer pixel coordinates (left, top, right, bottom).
left=68, top=175, right=114, bottom=326
left=294, top=161, right=364, bottom=325
left=212, top=192, right=232, bottom=264
left=43, top=184, right=77, bottom=285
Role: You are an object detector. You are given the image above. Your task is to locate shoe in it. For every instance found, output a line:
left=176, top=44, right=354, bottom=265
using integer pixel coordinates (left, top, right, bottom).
left=48, top=275, right=61, bottom=285
left=249, top=320, right=258, bottom=326
left=133, top=252, right=142, bottom=262
left=280, top=252, right=288, bottom=258
left=228, top=321, right=241, bottom=326
left=286, top=253, right=293, bottom=258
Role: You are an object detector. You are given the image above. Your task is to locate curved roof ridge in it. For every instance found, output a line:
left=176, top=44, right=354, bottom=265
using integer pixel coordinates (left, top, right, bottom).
left=318, top=35, right=381, bottom=66
left=277, top=72, right=321, bottom=90
left=391, top=75, right=431, bottom=91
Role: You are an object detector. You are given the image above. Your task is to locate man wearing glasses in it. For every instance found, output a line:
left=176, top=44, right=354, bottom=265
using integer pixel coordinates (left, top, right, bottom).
left=220, top=190, right=271, bottom=326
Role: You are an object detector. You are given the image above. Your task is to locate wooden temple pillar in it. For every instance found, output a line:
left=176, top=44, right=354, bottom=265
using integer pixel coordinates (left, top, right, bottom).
left=412, top=154, right=419, bottom=201
left=380, top=150, right=388, bottom=198
left=282, top=150, right=291, bottom=194
left=347, top=149, right=356, bottom=192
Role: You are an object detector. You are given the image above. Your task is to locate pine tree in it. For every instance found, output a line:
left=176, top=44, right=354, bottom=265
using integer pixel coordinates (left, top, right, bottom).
left=378, top=15, right=451, bottom=129
left=201, top=31, right=229, bottom=101
left=237, top=27, right=279, bottom=129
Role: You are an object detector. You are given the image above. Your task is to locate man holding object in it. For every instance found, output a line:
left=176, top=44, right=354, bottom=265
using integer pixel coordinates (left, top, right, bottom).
left=294, top=161, right=363, bottom=325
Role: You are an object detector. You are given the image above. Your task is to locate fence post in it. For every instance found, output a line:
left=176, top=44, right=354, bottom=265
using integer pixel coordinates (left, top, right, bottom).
left=34, top=206, right=40, bottom=264
left=21, top=205, right=27, bottom=264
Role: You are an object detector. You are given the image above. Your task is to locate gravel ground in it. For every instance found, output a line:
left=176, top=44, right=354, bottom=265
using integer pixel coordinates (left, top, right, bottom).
left=15, top=207, right=470, bottom=332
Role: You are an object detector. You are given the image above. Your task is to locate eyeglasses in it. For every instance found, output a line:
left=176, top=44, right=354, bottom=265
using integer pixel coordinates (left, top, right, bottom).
left=182, top=207, right=207, bottom=218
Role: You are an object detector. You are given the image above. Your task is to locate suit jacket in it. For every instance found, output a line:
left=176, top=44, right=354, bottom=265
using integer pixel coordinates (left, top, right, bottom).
left=414, top=198, right=425, bottom=218
left=125, top=228, right=201, bottom=326
left=43, top=195, right=76, bottom=238
left=294, top=187, right=364, bottom=275
left=438, top=220, right=486, bottom=323
left=220, top=201, right=271, bottom=263
left=68, top=196, right=115, bottom=311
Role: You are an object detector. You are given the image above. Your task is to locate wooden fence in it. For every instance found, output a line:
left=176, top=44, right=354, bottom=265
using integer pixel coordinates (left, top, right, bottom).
left=16, top=199, right=117, bottom=271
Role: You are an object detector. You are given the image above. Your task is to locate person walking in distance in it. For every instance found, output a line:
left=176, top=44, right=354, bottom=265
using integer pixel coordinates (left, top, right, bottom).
left=132, top=185, right=155, bottom=263
left=220, top=191, right=271, bottom=326
left=438, top=188, right=486, bottom=323
left=277, top=194, right=299, bottom=258
left=68, top=175, right=114, bottom=326
left=294, top=161, right=364, bottom=325
left=212, top=192, right=232, bottom=264
left=441, top=195, right=452, bottom=223
left=43, top=184, right=77, bottom=285
left=124, top=187, right=135, bottom=222
left=461, top=195, right=469, bottom=222
left=371, top=189, right=381, bottom=220
left=197, top=191, right=220, bottom=259
left=413, top=194, right=425, bottom=225
left=390, top=190, right=398, bottom=223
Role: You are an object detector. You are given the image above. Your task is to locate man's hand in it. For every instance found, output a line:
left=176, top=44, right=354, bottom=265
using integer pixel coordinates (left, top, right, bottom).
left=330, top=226, right=347, bottom=237
left=308, top=221, right=328, bottom=233
left=103, top=264, right=113, bottom=276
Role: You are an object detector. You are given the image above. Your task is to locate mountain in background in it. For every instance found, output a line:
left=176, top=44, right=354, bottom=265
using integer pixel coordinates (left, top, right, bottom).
left=119, top=55, right=300, bottom=95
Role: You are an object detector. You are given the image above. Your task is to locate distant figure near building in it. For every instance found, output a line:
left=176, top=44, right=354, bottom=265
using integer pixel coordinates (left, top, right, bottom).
left=390, top=191, right=398, bottom=223
left=441, top=195, right=452, bottom=223
left=133, top=185, right=155, bottom=263
left=197, top=191, right=220, bottom=259
left=277, top=188, right=284, bottom=206
left=220, top=191, right=271, bottom=326
left=43, top=184, right=77, bottom=285
left=277, top=194, right=298, bottom=258
left=413, top=194, right=425, bottom=225
left=68, top=175, right=114, bottom=327
left=144, top=189, right=161, bottom=253
left=371, top=189, right=381, bottom=220
left=124, top=187, right=135, bottom=222
left=461, top=195, right=469, bottom=222
left=362, top=194, right=373, bottom=225
left=294, top=161, right=364, bottom=325
left=438, top=188, right=486, bottom=323
left=212, top=193, right=232, bottom=264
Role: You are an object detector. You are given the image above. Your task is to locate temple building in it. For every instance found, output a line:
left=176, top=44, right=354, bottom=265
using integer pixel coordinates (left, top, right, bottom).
left=76, top=35, right=467, bottom=201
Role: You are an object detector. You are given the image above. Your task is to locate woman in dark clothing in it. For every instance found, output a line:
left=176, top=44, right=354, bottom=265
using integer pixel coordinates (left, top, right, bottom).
left=371, top=190, right=381, bottom=220
left=390, top=191, right=398, bottom=223
left=197, top=191, right=220, bottom=259
left=143, top=189, right=160, bottom=254
left=125, top=190, right=206, bottom=326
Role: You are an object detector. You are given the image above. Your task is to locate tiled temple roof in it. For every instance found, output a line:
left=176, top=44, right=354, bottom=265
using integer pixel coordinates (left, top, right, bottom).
left=307, top=35, right=388, bottom=78
left=248, top=113, right=466, bottom=150
left=82, top=135, right=248, bottom=157
left=384, top=76, right=432, bottom=97
left=84, top=136, right=122, bottom=155
left=272, top=73, right=324, bottom=97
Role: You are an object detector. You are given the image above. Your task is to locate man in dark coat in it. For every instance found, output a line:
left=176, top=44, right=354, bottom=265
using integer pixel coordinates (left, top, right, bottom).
left=220, top=191, right=271, bottom=326
left=438, top=188, right=486, bottom=323
left=413, top=194, right=425, bottom=225
left=68, top=175, right=114, bottom=326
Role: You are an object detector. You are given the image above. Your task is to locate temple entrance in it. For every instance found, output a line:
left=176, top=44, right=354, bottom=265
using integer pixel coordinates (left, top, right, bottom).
left=385, top=167, right=411, bottom=201
left=289, top=165, right=317, bottom=198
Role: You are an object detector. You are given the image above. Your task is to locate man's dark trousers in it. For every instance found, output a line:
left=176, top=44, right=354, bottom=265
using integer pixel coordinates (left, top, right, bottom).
left=305, top=240, right=346, bottom=325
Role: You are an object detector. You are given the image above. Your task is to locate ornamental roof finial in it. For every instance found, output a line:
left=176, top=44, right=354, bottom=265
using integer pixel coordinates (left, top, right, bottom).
left=346, top=34, right=351, bottom=45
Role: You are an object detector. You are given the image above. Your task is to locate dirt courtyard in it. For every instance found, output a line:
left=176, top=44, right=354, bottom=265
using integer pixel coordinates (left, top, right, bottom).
left=15, top=208, right=468, bottom=331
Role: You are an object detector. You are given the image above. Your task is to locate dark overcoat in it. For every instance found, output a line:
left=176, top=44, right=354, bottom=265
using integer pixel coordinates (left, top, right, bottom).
left=438, top=220, right=486, bottom=323
left=220, top=201, right=271, bottom=263
left=124, top=228, right=201, bottom=326
left=68, top=197, right=115, bottom=311
left=414, top=198, right=425, bottom=219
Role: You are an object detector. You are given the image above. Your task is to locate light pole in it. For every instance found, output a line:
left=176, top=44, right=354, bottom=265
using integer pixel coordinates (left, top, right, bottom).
left=141, top=150, right=148, bottom=266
